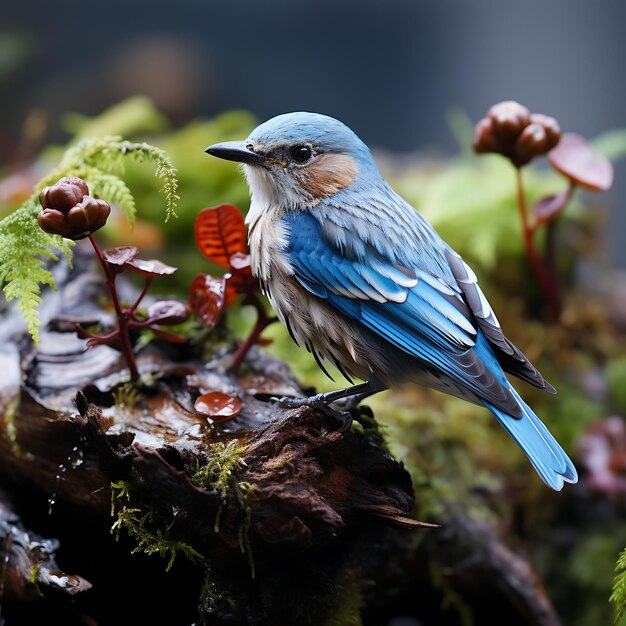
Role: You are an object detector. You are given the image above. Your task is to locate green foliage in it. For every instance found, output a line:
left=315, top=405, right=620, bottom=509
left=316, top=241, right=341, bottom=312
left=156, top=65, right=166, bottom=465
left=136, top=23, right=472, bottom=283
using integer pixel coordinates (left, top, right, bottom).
left=611, top=548, right=626, bottom=623
left=606, top=357, right=626, bottom=415
left=62, top=96, right=168, bottom=141
left=110, top=479, right=202, bottom=572
left=386, top=154, right=575, bottom=271
left=592, top=129, right=626, bottom=162
left=0, top=134, right=179, bottom=342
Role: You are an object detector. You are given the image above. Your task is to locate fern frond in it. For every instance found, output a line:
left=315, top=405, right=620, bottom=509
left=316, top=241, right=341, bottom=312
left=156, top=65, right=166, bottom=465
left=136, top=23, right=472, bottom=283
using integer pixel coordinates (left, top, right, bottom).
left=99, top=139, right=179, bottom=222
left=610, top=547, right=626, bottom=623
left=0, top=201, right=74, bottom=342
left=0, top=135, right=179, bottom=342
left=89, top=172, right=137, bottom=228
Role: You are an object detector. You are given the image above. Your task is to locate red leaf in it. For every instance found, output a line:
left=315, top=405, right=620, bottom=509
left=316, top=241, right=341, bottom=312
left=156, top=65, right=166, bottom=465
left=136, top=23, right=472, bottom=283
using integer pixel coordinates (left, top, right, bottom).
left=548, top=133, right=613, bottom=191
left=195, top=204, right=247, bottom=268
left=224, top=280, right=240, bottom=308
left=227, top=252, right=258, bottom=294
left=194, top=391, right=242, bottom=422
left=124, top=257, right=178, bottom=277
left=146, top=300, right=190, bottom=325
left=532, top=191, right=570, bottom=227
left=189, top=274, right=227, bottom=329
left=103, top=246, right=139, bottom=274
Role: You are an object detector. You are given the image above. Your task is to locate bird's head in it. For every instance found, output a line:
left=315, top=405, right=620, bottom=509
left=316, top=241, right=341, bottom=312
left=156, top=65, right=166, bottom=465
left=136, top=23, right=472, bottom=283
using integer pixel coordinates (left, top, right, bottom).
left=205, top=112, right=377, bottom=209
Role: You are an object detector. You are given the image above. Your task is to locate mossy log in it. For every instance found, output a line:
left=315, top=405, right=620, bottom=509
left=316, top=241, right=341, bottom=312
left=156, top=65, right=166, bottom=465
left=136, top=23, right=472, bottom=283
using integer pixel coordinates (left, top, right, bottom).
left=0, top=249, right=563, bottom=625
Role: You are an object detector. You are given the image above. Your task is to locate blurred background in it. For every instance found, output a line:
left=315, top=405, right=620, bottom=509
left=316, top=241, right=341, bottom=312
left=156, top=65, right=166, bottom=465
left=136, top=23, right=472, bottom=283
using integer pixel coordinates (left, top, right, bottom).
left=3, top=0, right=626, bottom=265
left=2, top=2, right=626, bottom=625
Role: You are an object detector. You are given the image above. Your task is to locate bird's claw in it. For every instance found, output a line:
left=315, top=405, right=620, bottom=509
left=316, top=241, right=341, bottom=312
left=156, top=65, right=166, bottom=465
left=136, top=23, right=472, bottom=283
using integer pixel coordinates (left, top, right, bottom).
left=270, top=395, right=353, bottom=431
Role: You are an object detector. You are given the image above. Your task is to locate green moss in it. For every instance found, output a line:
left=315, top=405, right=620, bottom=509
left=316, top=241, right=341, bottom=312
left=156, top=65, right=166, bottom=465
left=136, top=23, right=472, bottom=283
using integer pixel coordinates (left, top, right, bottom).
left=29, top=563, right=40, bottom=585
left=198, top=573, right=236, bottom=619
left=3, top=399, right=33, bottom=461
left=189, top=440, right=255, bottom=577
left=110, top=478, right=202, bottom=572
left=112, top=383, right=140, bottom=418
left=189, top=439, right=247, bottom=495
left=323, top=564, right=373, bottom=626
left=430, top=562, right=474, bottom=626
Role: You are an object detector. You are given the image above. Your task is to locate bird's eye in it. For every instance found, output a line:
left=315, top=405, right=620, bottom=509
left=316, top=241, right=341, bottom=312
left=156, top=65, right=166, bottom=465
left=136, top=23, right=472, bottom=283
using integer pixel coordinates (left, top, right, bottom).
left=291, top=145, right=312, bottom=163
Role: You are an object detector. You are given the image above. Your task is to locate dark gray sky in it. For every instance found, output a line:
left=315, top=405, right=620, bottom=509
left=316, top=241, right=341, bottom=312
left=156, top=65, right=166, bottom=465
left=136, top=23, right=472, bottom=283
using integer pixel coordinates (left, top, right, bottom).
left=4, top=0, right=625, bottom=265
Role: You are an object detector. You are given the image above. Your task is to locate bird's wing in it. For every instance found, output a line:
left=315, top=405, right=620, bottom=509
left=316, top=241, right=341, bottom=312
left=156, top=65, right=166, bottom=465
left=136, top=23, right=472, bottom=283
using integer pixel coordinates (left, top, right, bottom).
left=443, top=248, right=555, bottom=393
left=283, top=211, right=523, bottom=415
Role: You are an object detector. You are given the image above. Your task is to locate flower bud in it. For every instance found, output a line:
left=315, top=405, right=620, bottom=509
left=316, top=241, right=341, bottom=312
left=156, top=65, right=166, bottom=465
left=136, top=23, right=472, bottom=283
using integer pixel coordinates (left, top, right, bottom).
left=58, top=176, right=89, bottom=197
left=472, top=118, right=503, bottom=154
left=37, top=208, right=68, bottom=237
left=515, top=123, right=548, bottom=162
left=39, top=183, right=83, bottom=212
left=530, top=113, right=561, bottom=151
left=487, top=101, right=530, bottom=140
left=37, top=178, right=111, bottom=240
left=473, top=101, right=562, bottom=167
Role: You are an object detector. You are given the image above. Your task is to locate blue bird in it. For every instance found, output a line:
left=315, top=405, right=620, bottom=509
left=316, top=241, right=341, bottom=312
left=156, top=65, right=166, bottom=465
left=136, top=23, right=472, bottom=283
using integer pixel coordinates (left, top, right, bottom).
left=206, top=112, right=578, bottom=491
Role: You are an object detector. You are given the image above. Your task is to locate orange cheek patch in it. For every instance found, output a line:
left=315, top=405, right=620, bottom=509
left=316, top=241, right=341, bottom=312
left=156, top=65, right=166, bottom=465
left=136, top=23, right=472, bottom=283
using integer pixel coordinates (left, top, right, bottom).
left=298, top=154, right=358, bottom=199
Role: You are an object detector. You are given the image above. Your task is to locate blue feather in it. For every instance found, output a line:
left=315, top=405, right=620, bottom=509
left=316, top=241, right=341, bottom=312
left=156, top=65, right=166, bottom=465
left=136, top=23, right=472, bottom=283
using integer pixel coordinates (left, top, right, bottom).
left=485, top=389, right=578, bottom=490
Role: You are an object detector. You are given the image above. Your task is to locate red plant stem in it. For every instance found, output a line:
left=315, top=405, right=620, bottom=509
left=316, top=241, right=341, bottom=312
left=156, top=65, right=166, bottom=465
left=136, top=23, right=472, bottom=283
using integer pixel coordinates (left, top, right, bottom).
left=514, top=167, right=562, bottom=322
left=87, top=234, right=139, bottom=381
left=230, top=293, right=278, bottom=372
left=128, top=277, right=153, bottom=315
left=542, top=182, right=575, bottom=303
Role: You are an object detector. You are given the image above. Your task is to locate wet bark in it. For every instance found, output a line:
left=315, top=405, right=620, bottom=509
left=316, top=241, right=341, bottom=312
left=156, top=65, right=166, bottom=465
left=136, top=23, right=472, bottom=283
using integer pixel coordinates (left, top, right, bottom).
left=0, top=249, right=562, bottom=625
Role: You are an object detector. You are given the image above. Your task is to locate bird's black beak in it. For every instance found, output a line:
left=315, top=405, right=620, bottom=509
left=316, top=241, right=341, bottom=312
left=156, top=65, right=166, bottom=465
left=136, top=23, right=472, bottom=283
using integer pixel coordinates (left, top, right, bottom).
left=204, top=141, right=265, bottom=165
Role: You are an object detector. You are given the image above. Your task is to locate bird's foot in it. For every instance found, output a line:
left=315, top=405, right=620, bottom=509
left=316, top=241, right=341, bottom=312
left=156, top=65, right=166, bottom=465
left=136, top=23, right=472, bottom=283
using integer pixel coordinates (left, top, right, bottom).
left=271, top=393, right=353, bottom=432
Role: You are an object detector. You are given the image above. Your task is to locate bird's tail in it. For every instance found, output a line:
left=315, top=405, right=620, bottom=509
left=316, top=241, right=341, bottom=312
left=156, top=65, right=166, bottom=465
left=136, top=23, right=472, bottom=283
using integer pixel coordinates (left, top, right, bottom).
left=484, top=386, right=578, bottom=491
